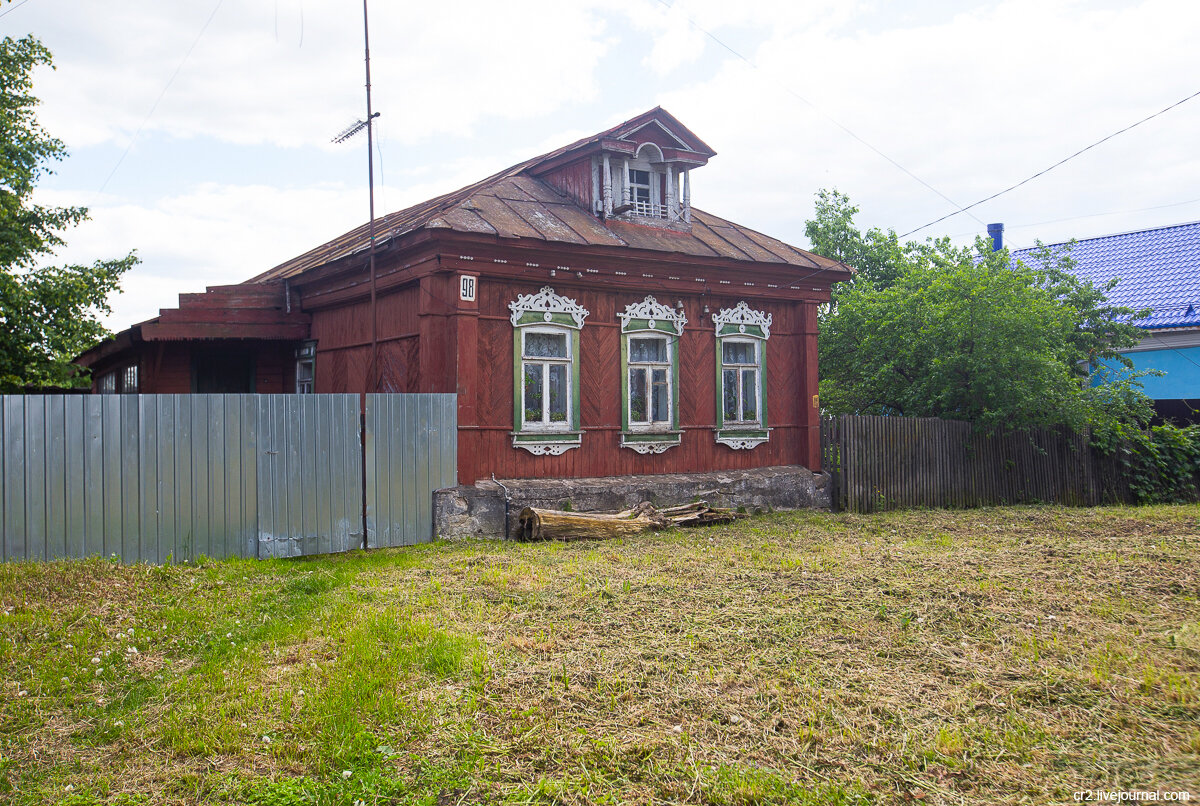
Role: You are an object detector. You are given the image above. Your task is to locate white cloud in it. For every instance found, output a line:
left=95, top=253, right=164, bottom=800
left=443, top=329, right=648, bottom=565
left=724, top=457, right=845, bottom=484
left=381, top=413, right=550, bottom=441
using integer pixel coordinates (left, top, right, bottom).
left=29, top=0, right=616, bottom=150
left=10, top=0, right=1200, bottom=341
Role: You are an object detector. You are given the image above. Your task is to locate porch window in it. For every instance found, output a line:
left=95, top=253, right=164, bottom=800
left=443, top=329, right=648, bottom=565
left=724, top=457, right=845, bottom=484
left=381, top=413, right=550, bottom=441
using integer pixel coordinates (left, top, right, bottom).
left=98, top=365, right=138, bottom=394
left=295, top=341, right=316, bottom=394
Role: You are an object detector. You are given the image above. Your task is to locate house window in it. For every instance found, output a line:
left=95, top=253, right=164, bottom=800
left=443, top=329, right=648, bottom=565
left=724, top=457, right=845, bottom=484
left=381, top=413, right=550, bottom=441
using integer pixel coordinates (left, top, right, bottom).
left=295, top=341, right=316, bottom=394
left=98, top=365, right=138, bottom=394
left=712, top=301, right=772, bottom=450
left=721, top=339, right=759, bottom=425
left=522, top=329, right=571, bottom=428
left=628, top=336, right=670, bottom=425
left=619, top=295, right=685, bottom=454
left=508, top=287, right=590, bottom=455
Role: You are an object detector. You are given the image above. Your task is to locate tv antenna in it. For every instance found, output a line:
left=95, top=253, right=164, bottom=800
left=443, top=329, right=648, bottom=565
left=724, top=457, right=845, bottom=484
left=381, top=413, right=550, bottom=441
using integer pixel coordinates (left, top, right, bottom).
left=332, top=0, right=381, bottom=396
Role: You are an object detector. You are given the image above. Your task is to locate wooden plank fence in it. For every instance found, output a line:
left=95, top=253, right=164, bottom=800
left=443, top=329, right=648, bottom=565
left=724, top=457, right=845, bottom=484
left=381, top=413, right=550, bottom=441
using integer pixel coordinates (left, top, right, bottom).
left=821, top=415, right=1129, bottom=512
left=1, top=393, right=456, bottom=563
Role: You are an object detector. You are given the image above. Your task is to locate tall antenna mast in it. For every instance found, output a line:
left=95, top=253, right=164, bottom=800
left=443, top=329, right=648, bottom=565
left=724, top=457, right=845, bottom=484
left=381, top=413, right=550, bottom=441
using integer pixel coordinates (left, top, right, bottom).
left=333, top=4, right=381, bottom=391
left=332, top=0, right=381, bottom=550
left=362, top=0, right=378, bottom=395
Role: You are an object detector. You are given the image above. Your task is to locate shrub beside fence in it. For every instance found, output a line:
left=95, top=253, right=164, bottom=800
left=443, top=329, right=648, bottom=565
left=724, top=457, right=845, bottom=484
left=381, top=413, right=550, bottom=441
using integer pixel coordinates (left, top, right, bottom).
left=820, top=415, right=1131, bottom=512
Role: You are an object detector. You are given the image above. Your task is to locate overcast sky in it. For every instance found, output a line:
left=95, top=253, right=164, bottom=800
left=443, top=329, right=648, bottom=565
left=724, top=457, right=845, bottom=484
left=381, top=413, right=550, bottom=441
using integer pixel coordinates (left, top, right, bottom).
left=6, top=0, right=1200, bottom=330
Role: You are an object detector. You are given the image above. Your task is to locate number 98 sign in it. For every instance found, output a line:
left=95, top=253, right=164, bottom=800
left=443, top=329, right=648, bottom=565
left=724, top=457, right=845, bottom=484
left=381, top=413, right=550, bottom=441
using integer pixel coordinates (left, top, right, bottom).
left=459, top=275, right=477, bottom=302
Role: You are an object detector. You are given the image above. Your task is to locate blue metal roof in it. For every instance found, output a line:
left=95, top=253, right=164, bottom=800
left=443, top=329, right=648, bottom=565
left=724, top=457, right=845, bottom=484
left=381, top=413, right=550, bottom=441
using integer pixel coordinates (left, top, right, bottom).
left=1010, top=220, right=1200, bottom=329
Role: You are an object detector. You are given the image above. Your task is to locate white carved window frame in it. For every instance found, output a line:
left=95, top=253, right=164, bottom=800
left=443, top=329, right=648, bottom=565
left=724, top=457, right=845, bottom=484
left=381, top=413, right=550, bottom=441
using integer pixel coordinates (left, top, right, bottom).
left=712, top=301, right=772, bottom=450
left=619, top=295, right=686, bottom=454
left=508, top=287, right=589, bottom=455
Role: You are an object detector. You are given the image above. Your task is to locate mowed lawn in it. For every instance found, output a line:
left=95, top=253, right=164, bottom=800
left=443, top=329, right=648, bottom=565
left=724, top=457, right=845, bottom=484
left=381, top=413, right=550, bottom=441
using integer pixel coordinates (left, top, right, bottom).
left=2, top=506, right=1198, bottom=805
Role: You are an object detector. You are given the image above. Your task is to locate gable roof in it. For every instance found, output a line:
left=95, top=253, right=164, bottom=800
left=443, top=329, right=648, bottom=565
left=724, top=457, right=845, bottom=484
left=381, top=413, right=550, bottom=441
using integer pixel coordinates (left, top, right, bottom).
left=1011, top=220, right=1200, bottom=329
left=251, top=107, right=844, bottom=282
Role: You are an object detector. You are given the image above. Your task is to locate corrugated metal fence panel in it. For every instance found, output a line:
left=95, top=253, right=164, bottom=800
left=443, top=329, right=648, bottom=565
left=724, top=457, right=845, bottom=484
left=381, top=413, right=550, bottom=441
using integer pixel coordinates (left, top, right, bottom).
left=0, top=395, right=259, bottom=563
left=365, top=393, right=457, bottom=549
left=254, top=394, right=364, bottom=559
left=3, top=393, right=454, bottom=563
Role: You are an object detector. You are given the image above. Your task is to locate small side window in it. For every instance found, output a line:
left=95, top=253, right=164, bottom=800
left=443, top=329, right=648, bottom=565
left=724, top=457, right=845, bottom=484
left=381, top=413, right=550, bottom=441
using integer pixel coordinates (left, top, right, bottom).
left=295, top=341, right=316, bottom=394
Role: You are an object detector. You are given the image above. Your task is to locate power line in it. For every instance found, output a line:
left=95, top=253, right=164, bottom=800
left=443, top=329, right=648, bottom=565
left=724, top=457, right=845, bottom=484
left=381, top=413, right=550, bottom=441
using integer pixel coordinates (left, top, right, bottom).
left=902, top=87, right=1200, bottom=238
left=0, top=0, right=34, bottom=20
left=97, top=1, right=225, bottom=196
left=946, top=197, right=1200, bottom=239
left=654, top=0, right=988, bottom=233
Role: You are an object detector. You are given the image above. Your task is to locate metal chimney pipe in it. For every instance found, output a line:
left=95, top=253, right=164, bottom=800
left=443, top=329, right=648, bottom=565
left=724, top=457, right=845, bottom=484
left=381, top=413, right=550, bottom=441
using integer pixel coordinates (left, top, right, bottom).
left=987, top=223, right=1004, bottom=252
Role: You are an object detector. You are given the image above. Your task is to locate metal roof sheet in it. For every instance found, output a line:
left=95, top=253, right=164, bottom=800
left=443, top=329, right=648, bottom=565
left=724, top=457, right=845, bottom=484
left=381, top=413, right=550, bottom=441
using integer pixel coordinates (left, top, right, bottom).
left=1011, top=220, right=1200, bottom=329
left=251, top=108, right=845, bottom=283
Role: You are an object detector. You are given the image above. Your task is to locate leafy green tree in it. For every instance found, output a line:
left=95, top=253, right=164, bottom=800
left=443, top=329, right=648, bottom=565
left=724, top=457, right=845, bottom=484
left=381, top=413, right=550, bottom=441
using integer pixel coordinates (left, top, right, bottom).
left=809, top=190, right=1149, bottom=432
left=0, top=34, right=135, bottom=391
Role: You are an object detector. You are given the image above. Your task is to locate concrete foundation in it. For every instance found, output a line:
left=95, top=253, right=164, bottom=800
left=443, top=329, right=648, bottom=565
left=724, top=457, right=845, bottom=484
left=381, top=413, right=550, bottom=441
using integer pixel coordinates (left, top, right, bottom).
left=433, top=465, right=830, bottom=540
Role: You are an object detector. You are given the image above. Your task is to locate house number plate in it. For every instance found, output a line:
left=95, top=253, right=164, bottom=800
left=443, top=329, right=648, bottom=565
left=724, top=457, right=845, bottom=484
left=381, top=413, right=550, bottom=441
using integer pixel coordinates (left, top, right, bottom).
left=459, top=275, right=477, bottom=302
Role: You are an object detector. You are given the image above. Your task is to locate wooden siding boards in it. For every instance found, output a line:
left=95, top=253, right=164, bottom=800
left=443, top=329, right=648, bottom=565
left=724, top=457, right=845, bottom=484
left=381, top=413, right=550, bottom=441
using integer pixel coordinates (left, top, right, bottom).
left=820, top=415, right=1130, bottom=512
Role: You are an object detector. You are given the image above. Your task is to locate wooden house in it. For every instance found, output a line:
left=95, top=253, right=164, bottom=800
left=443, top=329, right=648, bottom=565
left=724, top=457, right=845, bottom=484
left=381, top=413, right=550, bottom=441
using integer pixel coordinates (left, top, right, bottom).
left=76, top=108, right=852, bottom=488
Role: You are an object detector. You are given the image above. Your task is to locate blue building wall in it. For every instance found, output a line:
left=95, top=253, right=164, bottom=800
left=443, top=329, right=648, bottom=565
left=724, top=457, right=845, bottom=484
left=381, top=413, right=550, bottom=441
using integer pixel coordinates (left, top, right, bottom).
left=1101, top=345, right=1200, bottom=400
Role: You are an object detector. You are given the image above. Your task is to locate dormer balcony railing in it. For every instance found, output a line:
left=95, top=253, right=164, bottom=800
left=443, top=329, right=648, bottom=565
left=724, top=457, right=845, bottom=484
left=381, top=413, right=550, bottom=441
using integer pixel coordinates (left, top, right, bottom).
left=632, top=200, right=670, bottom=219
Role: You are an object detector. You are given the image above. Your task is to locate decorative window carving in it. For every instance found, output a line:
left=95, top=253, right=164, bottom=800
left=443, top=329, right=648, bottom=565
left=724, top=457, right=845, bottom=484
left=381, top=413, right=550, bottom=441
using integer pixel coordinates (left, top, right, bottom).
left=713, top=302, right=771, bottom=450
left=509, top=287, right=589, bottom=455
left=619, top=296, right=685, bottom=454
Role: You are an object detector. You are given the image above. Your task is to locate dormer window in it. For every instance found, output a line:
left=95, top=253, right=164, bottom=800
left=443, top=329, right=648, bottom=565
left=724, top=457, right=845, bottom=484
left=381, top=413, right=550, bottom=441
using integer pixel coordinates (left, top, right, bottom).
left=629, top=169, right=653, bottom=215
left=594, top=143, right=693, bottom=227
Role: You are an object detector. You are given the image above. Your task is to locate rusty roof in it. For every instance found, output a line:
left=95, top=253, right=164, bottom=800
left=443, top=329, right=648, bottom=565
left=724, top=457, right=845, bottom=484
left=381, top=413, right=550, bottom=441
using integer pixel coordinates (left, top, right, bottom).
left=251, top=108, right=844, bottom=282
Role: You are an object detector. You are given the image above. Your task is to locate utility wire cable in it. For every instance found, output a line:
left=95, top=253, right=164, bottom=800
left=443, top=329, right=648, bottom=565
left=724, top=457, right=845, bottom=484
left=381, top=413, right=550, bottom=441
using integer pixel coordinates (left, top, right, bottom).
left=0, top=0, right=34, bottom=20
left=655, top=0, right=988, bottom=233
left=947, top=196, right=1200, bottom=238
left=901, top=87, right=1200, bottom=238
left=97, top=0, right=225, bottom=196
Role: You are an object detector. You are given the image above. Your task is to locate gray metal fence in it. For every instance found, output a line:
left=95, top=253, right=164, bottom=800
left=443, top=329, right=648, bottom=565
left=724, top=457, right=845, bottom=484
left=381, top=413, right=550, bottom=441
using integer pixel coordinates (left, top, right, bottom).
left=1, top=393, right=457, bottom=563
left=255, top=395, right=365, bottom=559
left=365, top=394, right=457, bottom=549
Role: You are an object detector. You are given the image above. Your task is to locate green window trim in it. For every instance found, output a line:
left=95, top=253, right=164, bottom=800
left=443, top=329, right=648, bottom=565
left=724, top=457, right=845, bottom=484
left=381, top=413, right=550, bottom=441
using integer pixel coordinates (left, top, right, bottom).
left=509, top=287, right=589, bottom=455
left=618, top=296, right=686, bottom=454
left=712, top=301, right=772, bottom=450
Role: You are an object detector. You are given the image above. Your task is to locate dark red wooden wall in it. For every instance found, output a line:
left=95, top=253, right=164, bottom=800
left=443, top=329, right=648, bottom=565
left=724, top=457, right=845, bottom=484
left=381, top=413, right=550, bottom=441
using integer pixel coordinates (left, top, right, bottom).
left=455, top=277, right=820, bottom=484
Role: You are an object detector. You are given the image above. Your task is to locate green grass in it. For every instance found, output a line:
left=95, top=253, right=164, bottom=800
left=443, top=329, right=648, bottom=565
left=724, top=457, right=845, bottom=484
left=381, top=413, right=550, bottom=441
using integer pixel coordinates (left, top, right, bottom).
left=2, top=505, right=1198, bottom=804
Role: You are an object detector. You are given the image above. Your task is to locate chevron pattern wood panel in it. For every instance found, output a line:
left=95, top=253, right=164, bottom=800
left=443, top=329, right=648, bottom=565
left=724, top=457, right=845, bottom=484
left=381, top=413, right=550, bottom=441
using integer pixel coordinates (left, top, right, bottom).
left=580, top=326, right=618, bottom=427
left=678, top=331, right=713, bottom=425
left=477, top=320, right=512, bottom=429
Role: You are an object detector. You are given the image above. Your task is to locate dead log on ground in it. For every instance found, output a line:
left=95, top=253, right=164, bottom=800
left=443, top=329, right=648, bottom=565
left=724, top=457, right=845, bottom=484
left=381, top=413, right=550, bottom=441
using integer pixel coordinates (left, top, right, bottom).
left=517, top=501, right=745, bottom=542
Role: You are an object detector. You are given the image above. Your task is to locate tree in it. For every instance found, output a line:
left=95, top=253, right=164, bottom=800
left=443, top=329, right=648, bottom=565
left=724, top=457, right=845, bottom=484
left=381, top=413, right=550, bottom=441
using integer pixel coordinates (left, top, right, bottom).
left=809, top=190, right=1150, bottom=432
left=0, top=34, right=135, bottom=391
